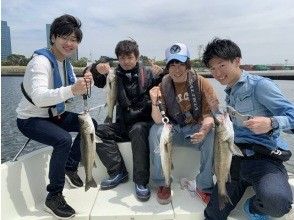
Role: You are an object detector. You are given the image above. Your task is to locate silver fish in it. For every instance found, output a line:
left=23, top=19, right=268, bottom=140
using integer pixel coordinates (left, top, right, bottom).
left=78, top=112, right=99, bottom=191
left=104, top=69, right=117, bottom=123
left=159, top=123, right=173, bottom=186
left=226, top=105, right=253, bottom=123
left=214, top=112, right=243, bottom=209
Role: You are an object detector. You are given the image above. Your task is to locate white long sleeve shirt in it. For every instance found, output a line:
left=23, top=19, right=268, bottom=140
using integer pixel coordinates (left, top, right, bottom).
left=16, top=54, right=76, bottom=119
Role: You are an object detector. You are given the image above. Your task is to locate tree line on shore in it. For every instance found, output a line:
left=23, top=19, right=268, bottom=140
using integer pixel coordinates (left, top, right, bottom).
left=2, top=53, right=293, bottom=71
left=1, top=53, right=206, bottom=69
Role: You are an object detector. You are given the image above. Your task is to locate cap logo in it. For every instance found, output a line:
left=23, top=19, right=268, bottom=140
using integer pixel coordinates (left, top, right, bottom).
left=170, top=45, right=181, bottom=54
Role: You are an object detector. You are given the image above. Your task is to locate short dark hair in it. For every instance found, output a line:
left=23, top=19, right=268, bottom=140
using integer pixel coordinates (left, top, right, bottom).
left=166, top=58, right=192, bottom=70
left=49, top=14, right=82, bottom=45
left=202, top=38, right=242, bottom=67
left=115, top=40, right=139, bottom=58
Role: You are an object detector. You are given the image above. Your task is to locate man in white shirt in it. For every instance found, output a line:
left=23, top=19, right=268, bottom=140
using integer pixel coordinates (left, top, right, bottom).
left=16, top=14, right=94, bottom=219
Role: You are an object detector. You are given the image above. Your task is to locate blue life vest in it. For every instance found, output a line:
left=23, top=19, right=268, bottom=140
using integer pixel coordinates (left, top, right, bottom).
left=34, top=48, right=75, bottom=114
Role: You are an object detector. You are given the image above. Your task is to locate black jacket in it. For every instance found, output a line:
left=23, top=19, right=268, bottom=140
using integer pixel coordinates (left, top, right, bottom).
left=90, top=62, right=163, bottom=127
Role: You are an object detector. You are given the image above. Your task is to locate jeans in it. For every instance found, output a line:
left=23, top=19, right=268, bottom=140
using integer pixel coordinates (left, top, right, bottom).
left=95, top=121, right=153, bottom=185
left=204, top=156, right=293, bottom=220
left=148, top=123, right=215, bottom=192
left=17, top=112, right=97, bottom=197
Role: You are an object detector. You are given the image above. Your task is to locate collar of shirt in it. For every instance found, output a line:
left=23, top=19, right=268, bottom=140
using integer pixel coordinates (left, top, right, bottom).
left=225, top=70, right=247, bottom=95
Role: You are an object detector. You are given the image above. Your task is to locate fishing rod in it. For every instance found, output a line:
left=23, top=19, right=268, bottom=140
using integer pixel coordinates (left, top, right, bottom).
left=79, top=103, right=106, bottom=114
left=11, top=138, right=31, bottom=162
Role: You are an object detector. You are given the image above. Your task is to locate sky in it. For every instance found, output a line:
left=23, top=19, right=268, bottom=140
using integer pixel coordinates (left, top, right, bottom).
left=2, top=0, right=294, bottom=65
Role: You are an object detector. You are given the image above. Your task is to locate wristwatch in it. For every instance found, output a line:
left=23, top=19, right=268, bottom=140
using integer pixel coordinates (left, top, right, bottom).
left=270, top=117, right=279, bottom=130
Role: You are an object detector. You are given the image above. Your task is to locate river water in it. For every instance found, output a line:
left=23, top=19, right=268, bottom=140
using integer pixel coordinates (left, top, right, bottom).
left=1, top=76, right=294, bottom=172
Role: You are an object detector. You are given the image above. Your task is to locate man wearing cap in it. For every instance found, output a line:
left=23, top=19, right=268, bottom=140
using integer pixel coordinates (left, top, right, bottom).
left=148, top=43, right=219, bottom=205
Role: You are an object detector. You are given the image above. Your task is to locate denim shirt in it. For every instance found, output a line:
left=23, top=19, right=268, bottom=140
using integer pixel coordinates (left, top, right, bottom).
left=225, top=71, right=294, bottom=151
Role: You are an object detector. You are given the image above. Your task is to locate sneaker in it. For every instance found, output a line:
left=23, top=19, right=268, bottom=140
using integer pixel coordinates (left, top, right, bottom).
left=100, top=172, right=128, bottom=190
left=243, top=198, right=269, bottom=220
left=156, top=186, right=171, bottom=205
left=135, top=184, right=151, bottom=201
left=196, top=188, right=211, bottom=205
left=65, top=170, right=83, bottom=188
left=44, top=193, right=75, bottom=219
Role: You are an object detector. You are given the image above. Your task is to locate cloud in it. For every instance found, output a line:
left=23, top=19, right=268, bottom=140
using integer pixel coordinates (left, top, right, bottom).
left=2, top=0, right=294, bottom=64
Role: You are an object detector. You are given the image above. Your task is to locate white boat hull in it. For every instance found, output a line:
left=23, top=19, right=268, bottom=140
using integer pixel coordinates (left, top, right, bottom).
left=1, top=143, right=294, bottom=219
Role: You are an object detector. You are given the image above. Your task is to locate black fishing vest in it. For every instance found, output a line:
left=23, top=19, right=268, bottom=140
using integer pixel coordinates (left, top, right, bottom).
left=161, top=71, right=202, bottom=126
left=116, top=63, right=150, bottom=109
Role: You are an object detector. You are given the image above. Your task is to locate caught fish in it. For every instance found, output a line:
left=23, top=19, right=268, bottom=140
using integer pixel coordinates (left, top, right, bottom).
left=104, top=69, right=117, bottom=123
left=214, top=112, right=243, bottom=209
left=78, top=112, right=100, bottom=191
left=226, top=105, right=253, bottom=123
left=159, top=123, right=173, bottom=186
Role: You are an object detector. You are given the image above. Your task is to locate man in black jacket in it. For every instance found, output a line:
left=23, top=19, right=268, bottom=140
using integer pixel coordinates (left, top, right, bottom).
left=87, top=40, right=163, bottom=201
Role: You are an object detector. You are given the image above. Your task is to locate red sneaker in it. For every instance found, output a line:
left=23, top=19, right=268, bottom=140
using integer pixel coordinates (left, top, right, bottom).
left=196, top=188, right=211, bottom=205
left=156, top=186, right=171, bottom=205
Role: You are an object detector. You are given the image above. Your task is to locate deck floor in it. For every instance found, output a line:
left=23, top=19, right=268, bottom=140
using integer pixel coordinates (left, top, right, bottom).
left=1, top=145, right=294, bottom=219
left=30, top=179, right=293, bottom=220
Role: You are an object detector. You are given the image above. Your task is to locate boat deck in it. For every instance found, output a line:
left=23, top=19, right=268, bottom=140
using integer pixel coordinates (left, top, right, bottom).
left=1, top=143, right=294, bottom=220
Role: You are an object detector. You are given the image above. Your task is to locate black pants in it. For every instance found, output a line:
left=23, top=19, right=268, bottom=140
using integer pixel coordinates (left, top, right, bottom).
left=17, top=112, right=97, bottom=196
left=95, top=121, right=153, bottom=185
left=204, top=156, right=292, bottom=219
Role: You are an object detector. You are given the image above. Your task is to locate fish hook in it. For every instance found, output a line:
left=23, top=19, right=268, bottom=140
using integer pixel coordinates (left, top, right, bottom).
left=157, top=99, right=170, bottom=124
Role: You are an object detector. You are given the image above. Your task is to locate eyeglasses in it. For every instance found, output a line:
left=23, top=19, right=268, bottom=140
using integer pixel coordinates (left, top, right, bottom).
left=57, top=35, right=78, bottom=44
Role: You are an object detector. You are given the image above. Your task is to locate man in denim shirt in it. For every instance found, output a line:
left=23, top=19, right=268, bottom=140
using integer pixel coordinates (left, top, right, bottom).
left=202, top=38, right=294, bottom=220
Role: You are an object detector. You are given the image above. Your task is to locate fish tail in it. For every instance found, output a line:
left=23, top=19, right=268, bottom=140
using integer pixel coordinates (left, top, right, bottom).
left=104, top=116, right=112, bottom=124
left=95, top=135, right=103, bottom=143
left=85, top=178, right=97, bottom=191
left=218, top=193, right=232, bottom=210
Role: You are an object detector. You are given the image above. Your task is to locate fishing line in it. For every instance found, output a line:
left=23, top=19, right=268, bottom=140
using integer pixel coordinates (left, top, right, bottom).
left=82, top=78, right=92, bottom=113
left=156, top=93, right=170, bottom=124
left=84, top=78, right=92, bottom=98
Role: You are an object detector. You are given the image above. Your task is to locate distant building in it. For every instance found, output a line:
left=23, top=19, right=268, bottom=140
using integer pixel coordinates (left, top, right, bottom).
left=46, top=23, right=78, bottom=61
left=1, top=20, right=12, bottom=60
left=241, top=64, right=294, bottom=71
left=46, top=24, right=51, bottom=48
